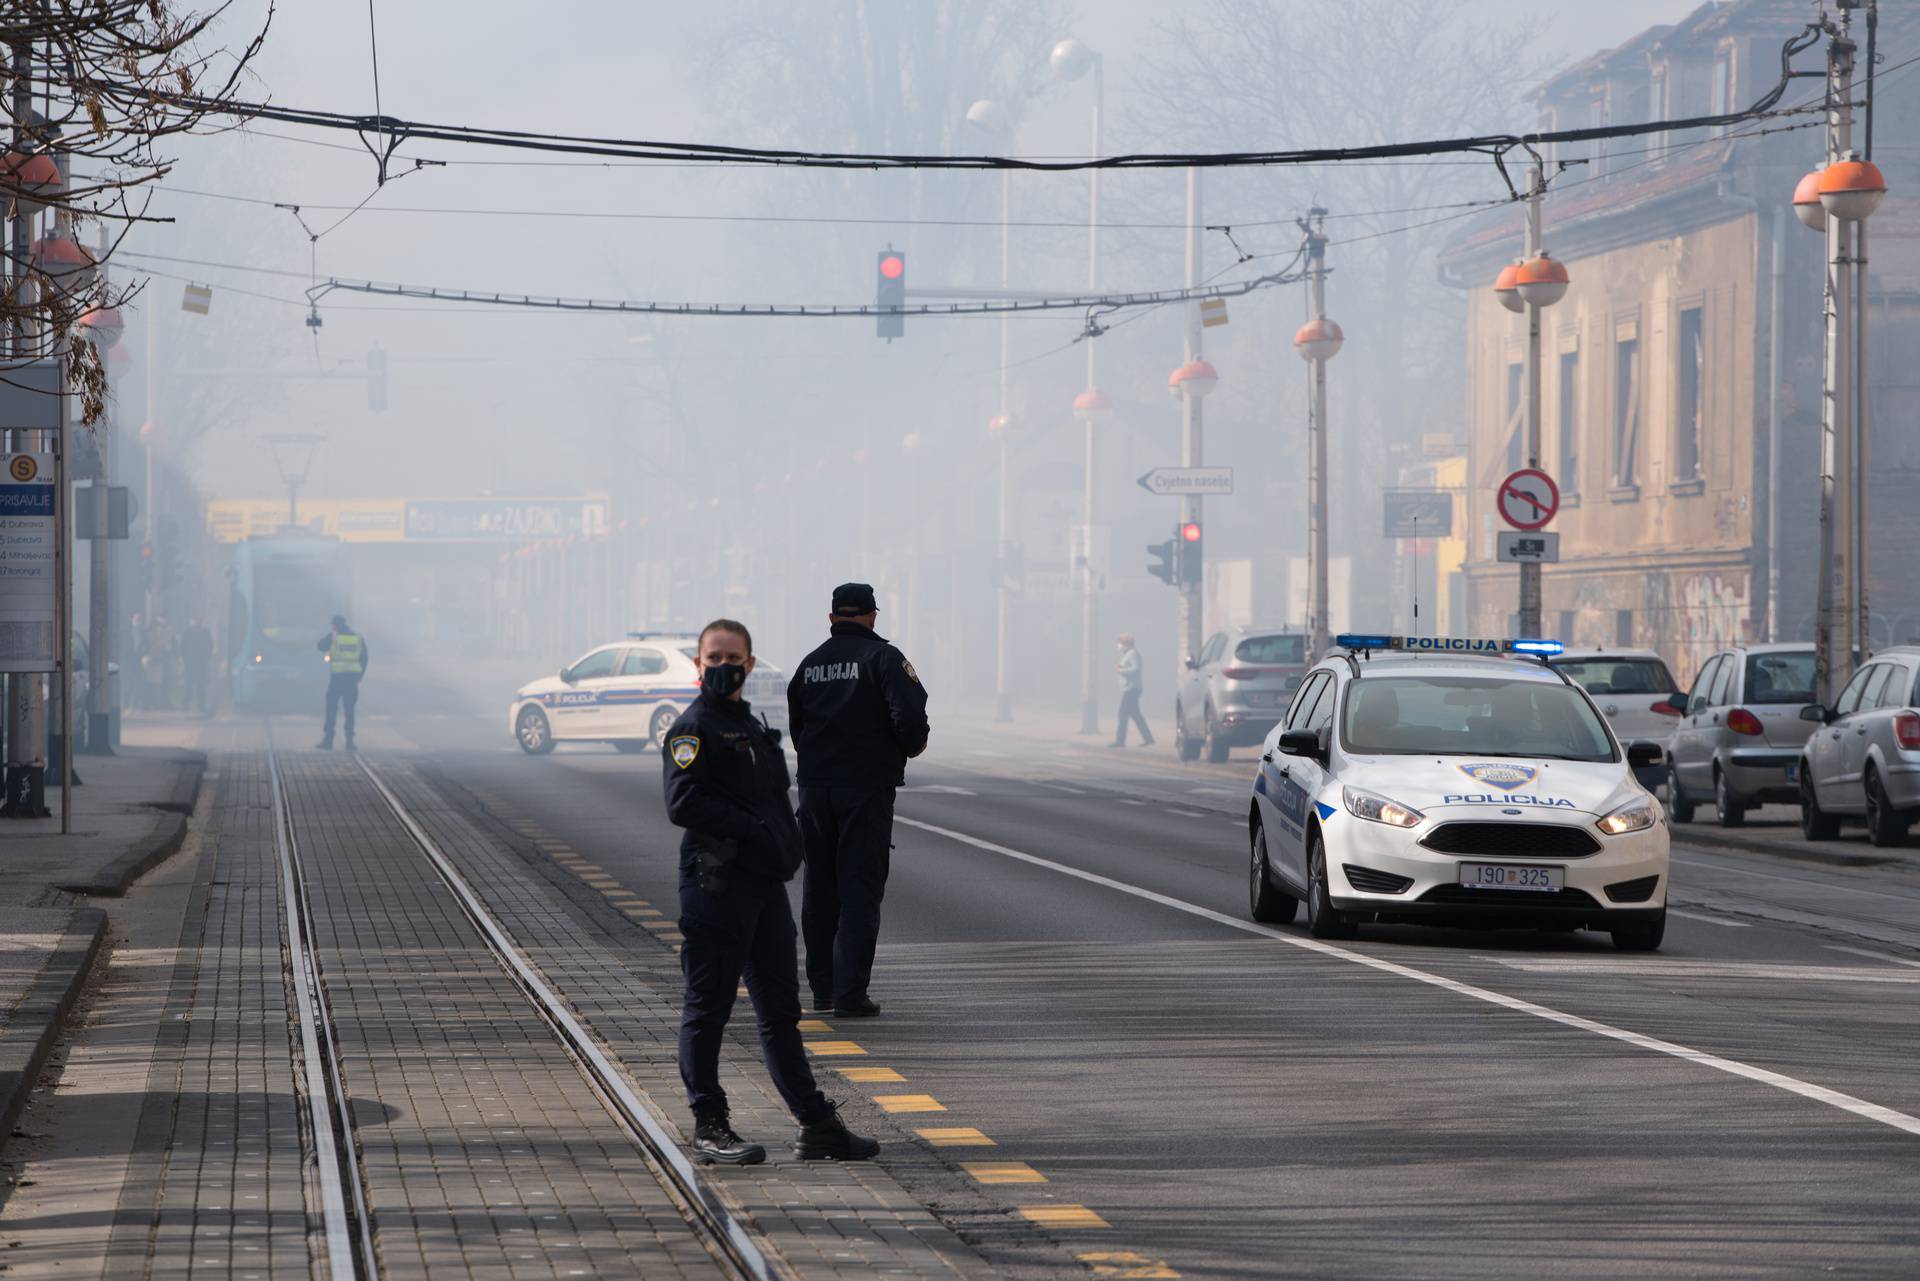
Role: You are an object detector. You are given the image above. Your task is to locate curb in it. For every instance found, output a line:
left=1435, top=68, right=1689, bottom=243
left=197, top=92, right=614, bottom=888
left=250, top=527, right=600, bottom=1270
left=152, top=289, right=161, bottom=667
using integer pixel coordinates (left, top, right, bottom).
left=55, top=812, right=188, bottom=898
left=1670, top=823, right=1905, bottom=869
left=0, top=907, right=106, bottom=1162
left=154, top=751, right=208, bottom=816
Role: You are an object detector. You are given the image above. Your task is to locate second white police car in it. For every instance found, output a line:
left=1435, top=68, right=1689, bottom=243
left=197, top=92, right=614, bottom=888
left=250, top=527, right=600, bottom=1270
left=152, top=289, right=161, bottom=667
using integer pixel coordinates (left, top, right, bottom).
left=1247, top=634, right=1670, bottom=951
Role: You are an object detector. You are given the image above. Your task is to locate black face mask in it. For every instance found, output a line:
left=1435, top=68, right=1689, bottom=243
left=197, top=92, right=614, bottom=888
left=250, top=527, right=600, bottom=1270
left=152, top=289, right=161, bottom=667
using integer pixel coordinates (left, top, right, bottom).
left=700, top=662, right=748, bottom=698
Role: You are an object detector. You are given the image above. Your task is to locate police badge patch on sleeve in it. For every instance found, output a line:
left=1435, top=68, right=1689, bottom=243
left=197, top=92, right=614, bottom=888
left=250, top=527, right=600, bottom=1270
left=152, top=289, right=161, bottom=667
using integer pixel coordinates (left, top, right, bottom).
left=902, top=660, right=920, bottom=684
left=669, top=735, right=700, bottom=768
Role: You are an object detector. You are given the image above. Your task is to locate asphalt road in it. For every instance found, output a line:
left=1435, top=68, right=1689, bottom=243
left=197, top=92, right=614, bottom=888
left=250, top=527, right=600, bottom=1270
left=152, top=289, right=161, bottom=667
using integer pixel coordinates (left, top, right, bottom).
left=343, top=692, right=1920, bottom=1281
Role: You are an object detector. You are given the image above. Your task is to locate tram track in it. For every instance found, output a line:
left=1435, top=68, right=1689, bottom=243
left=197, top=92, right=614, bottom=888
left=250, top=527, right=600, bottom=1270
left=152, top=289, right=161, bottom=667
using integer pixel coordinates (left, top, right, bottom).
left=265, top=739, right=785, bottom=1281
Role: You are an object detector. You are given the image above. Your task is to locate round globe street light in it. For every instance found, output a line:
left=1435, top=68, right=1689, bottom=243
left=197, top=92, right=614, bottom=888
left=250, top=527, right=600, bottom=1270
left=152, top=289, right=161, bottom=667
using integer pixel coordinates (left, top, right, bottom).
left=1514, top=252, right=1570, bottom=308
left=30, top=231, right=97, bottom=290
left=1167, top=359, right=1219, bottom=400
left=1293, top=318, right=1345, bottom=363
left=3, top=151, right=60, bottom=220
left=1494, top=260, right=1525, bottom=314
left=1793, top=168, right=1828, bottom=231
left=1818, top=153, right=1887, bottom=222
left=987, top=413, right=1013, bottom=434
left=1049, top=38, right=1095, bottom=81
left=964, top=98, right=1007, bottom=135
left=1072, top=388, right=1113, bottom=418
left=78, top=305, right=125, bottom=351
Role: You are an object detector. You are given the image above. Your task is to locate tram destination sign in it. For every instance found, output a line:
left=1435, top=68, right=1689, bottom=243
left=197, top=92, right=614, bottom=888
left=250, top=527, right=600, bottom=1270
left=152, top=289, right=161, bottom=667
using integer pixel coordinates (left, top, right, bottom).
left=0, top=453, right=57, bottom=672
left=402, top=498, right=610, bottom=542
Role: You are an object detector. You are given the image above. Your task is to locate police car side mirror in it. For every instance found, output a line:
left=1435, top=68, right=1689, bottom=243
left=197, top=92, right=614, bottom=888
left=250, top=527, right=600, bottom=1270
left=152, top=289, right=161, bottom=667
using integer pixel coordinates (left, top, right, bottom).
left=1799, top=703, right=1830, bottom=724
left=560, top=666, right=576, bottom=684
left=1626, top=741, right=1664, bottom=769
left=1278, top=728, right=1322, bottom=760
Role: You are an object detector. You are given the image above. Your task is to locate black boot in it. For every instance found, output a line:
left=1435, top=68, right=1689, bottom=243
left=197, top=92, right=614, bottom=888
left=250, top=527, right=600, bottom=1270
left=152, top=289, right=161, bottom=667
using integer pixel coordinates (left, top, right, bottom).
left=794, top=1102, right=879, bottom=1161
left=692, top=1112, right=766, bottom=1166
left=832, top=996, right=880, bottom=1018
left=810, top=990, right=833, bottom=1013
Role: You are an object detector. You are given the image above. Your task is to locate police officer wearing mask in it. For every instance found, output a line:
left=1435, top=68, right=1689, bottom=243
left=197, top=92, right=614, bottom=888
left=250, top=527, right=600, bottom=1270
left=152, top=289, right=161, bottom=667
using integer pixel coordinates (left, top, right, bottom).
left=663, top=618, right=879, bottom=1166
left=788, top=584, right=930, bottom=1018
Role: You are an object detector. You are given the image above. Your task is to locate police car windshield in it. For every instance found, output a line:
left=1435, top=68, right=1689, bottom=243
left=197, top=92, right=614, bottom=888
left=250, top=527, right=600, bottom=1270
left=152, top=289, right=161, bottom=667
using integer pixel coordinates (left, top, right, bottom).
left=1342, top=675, right=1615, bottom=761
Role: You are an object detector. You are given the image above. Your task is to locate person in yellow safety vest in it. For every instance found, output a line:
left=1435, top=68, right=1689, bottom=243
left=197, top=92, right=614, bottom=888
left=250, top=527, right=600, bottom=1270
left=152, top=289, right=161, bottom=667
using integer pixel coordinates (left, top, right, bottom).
left=315, top=614, right=370, bottom=750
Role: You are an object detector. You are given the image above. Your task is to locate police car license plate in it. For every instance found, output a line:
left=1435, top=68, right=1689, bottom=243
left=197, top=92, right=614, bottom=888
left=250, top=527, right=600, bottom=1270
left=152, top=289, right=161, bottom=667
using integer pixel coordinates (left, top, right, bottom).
left=1458, top=863, right=1563, bottom=893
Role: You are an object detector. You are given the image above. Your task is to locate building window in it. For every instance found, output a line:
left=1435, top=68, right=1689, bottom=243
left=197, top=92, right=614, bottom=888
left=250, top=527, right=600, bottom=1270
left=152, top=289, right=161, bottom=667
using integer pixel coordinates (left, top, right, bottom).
left=1558, top=349, right=1580, bottom=494
left=1675, top=305, right=1704, bottom=485
left=1613, top=332, right=1641, bottom=491
left=1505, top=360, right=1524, bottom=471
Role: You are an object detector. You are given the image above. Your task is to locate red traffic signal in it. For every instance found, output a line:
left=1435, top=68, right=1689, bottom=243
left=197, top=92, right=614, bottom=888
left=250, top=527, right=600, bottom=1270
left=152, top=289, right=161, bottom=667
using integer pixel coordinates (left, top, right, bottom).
left=879, top=253, right=905, bottom=280
left=1179, top=521, right=1202, bottom=542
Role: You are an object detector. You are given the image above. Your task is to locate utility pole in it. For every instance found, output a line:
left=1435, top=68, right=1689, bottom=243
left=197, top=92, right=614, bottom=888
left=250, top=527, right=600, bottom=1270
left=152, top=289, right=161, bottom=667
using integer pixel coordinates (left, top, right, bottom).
left=992, top=162, right=1014, bottom=722
left=1303, top=209, right=1332, bottom=660
left=1813, top=18, right=1855, bottom=707
left=1519, top=160, right=1546, bottom=638
left=85, top=231, right=116, bottom=755
left=1178, top=167, right=1206, bottom=667
left=1075, top=53, right=1105, bottom=736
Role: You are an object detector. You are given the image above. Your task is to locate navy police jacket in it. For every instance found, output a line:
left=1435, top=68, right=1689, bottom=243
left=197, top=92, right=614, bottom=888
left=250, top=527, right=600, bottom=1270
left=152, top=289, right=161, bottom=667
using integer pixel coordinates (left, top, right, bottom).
left=787, top=622, right=930, bottom=788
left=661, top=692, right=804, bottom=881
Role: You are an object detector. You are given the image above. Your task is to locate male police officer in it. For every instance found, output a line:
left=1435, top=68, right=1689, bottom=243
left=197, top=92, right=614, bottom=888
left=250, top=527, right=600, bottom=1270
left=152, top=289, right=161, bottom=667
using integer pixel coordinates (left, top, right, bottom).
left=788, top=584, right=930, bottom=1018
left=664, top=618, right=879, bottom=1166
left=315, top=614, right=367, bottom=750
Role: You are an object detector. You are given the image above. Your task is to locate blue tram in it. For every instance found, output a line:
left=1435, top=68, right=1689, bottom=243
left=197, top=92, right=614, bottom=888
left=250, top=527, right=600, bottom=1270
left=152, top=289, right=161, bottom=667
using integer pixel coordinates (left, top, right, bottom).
left=226, top=534, right=352, bottom=709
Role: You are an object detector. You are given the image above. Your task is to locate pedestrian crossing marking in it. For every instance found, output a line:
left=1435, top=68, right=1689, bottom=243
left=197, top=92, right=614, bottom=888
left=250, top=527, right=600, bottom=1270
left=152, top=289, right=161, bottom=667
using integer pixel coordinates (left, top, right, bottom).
left=873, top=1093, right=943, bottom=1113
left=962, top=1161, right=1045, bottom=1184
left=918, top=1127, right=992, bottom=1146
left=641, top=920, right=678, bottom=932
left=806, top=1041, right=868, bottom=1056
left=628, top=908, right=663, bottom=918
left=836, top=1066, right=905, bottom=1083
left=797, top=1019, right=833, bottom=1033
left=1021, top=1205, right=1107, bottom=1229
left=1080, top=1251, right=1179, bottom=1277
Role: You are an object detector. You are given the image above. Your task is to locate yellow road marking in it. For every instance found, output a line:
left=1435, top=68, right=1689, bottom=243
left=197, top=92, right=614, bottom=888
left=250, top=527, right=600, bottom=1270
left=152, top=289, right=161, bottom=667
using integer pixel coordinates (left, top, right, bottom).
left=1079, top=1252, right=1178, bottom=1278
left=797, top=1019, right=833, bottom=1033
left=628, top=908, right=664, bottom=917
left=836, top=1066, right=905, bottom=1083
left=961, top=1162, right=1044, bottom=1184
left=873, top=1093, right=943, bottom=1113
left=1020, top=1206, right=1108, bottom=1229
left=659, top=932, right=684, bottom=943
left=806, top=1041, right=868, bottom=1057
left=918, top=1127, right=993, bottom=1146
left=641, top=920, right=678, bottom=932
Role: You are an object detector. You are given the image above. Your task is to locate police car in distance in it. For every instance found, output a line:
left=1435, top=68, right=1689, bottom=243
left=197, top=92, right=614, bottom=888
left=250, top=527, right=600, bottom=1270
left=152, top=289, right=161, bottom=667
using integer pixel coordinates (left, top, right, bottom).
left=510, top=633, right=788, bottom=756
left=1247, top=634, right=1670, bottom=951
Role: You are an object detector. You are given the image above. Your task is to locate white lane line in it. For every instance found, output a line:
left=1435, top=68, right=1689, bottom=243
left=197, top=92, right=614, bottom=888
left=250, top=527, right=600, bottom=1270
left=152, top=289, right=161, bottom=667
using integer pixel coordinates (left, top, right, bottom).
left=1482, top=958, right=1920, bottom=984
left=1826, top=945, right=1920, bottom=970
left=1118, top=798, right=1146, bottom=806
left=1040, top=783, right=1088, bottom=796
left=1168, top=808, right=1209, bottom=819
left=1668, top=908, right=1752, bottom=928
left=1671, top=851, right=1920, bottom=905
left=897, top=815, right=1920, bottom=1140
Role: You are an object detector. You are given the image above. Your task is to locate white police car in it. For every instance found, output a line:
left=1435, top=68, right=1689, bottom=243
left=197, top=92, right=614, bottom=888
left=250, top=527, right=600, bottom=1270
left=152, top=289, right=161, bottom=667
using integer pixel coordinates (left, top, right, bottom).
left=510, top=633, right=788, bottom=756
left=1246, top=634, right=1670, bottom=951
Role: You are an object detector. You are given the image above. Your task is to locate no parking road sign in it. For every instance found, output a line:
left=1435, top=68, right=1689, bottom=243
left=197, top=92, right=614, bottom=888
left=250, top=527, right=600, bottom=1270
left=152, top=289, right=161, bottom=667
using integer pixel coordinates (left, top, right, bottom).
left=1496, top=468, right=1559, bottom=531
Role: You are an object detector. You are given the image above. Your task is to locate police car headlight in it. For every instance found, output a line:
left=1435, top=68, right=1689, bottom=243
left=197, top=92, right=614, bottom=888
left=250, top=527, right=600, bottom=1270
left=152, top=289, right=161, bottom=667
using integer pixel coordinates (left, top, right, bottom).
left=1343, top=786, right=1424, bottom=828
left=1598, top=799, right=1658, bottom=836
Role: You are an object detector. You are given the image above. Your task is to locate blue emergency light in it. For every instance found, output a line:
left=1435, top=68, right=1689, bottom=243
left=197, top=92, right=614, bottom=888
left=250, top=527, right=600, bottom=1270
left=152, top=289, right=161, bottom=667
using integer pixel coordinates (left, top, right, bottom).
left=1333, top=634, right=1564, bottom=657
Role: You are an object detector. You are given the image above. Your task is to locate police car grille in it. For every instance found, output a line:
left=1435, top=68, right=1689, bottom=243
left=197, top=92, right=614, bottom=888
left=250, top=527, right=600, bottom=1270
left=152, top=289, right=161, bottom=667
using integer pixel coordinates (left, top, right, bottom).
left=1341, top=864, right=1414, bottom=895
left=1604, top=875, right=1661, bottom=903
left=1418, top=822, right=1601, bottom=859
left=1417, top=885, right=1602, bottom=909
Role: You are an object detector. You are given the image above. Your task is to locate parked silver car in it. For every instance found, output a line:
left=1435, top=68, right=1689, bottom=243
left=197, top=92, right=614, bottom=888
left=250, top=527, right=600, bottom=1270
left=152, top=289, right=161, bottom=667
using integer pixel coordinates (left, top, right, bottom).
left=1666, top=643, right=1818, bottom=827
left=1174, top=628, right=1309, bottom=762
left=1798, top=646, right=1920, bottom=846
left=1549, top=648, right=1683, bottom=789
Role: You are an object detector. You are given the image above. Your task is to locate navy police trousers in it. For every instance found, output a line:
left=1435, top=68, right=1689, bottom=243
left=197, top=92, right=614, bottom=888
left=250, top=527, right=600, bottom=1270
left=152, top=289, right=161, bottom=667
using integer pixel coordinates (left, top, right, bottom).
left=798, top=786, right=896, bottom=1006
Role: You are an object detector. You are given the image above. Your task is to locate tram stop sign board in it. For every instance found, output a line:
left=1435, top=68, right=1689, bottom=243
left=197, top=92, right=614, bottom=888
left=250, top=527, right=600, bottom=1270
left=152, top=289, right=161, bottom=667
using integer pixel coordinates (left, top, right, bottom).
left=1496, top=468, right=1559, bottom=531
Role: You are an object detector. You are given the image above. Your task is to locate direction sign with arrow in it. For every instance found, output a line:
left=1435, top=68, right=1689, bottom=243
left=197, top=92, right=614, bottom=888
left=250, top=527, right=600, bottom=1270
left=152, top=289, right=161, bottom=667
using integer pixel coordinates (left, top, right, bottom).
left=1137, top=466, right=1233, bottom=497
left=1496, top=468, right=1559, bottom=531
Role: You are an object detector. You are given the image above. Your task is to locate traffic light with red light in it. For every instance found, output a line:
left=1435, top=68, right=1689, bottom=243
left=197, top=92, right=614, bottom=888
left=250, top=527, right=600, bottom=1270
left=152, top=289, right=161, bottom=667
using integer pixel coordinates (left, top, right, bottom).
left=876, top=249, right=906, bottom=341
left=1177, top=521, right=1202, bottom=586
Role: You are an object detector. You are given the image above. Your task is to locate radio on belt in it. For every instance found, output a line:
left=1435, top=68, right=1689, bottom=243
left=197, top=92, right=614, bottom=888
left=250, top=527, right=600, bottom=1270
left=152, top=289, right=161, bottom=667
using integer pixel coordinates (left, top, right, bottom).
left=1332, top=633, right=1565, bottom=657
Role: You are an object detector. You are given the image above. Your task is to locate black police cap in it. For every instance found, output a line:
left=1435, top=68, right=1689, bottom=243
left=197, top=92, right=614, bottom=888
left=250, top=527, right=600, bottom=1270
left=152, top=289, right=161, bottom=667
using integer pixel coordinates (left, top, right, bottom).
left=831, top=582, right=878, bottom=615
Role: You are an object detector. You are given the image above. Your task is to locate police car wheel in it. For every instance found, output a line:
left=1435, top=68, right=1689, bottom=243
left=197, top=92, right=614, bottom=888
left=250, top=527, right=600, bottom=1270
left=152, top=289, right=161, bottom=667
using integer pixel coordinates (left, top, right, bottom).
left=1204, top=709, right=1230, bottom=763
left=1248, top=822, right=1298, bottom=924
left=1665, top=763, right=1694, bottom=823
left=1305, top=833, right=1356, bottom=940
left=648, top=706, right=678, bottom=746
left=516, top=707, right=556, bottom=755
left=1713, top=768, right=1746, bottom=828
left=1610, top=910, right=1665, bottom=952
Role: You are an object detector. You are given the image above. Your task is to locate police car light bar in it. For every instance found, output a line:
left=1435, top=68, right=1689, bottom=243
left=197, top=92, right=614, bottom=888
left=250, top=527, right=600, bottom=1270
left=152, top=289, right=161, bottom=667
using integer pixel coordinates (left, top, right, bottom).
left=1333, top=634, right=1565, bottom=656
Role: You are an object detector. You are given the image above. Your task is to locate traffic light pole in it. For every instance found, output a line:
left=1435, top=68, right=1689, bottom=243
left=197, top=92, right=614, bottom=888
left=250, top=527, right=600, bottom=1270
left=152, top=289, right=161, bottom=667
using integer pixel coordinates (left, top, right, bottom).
left=993, top=167, right=1013, bottom=723
left=1304, top=212, right=1331, bottom=661
left=1519, top=161, right=1545, bottom=638
left=1179, top=167, right=1205, bottom=667
left=1076, top=56, right=1104, bottom=736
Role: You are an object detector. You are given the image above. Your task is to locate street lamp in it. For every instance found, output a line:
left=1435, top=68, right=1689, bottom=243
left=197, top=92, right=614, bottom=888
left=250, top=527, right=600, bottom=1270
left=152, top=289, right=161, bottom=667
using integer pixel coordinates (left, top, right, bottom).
left=967, top=98, right=1017, bottom=720
left=1793, top=168, right=1828, bottom=231
left=987, top=413, right=1015, bottom=719
left=1818, top=152, right=1887, bottom=221
left=1073, top=388, right=1113, bottom=734
left=1052, top=34, right=1106, bottom=734
left=1493, top=260, right=1525, bottom=315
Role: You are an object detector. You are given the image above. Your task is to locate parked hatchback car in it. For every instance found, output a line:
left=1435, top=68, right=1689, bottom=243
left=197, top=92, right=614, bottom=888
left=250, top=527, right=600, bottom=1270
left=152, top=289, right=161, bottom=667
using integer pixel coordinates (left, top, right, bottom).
left=1666, top=644, right=1818, bottom=826
left=1175, top=628, right=1309, bottom=762
left=1549, top=648, right=1683, bottom=789
left=1798, top=646, right=1920, bottom=846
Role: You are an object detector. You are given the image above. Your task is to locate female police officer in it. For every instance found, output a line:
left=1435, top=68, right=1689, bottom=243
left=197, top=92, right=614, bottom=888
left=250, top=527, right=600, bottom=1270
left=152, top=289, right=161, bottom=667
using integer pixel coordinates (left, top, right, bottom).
left=663, top=618, right=879, bottom=1165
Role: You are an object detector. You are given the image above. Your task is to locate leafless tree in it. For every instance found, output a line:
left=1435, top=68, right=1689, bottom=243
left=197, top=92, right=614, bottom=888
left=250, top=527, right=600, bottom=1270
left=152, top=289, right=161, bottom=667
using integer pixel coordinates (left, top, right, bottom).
left=1, top=0, right=271, bottom=423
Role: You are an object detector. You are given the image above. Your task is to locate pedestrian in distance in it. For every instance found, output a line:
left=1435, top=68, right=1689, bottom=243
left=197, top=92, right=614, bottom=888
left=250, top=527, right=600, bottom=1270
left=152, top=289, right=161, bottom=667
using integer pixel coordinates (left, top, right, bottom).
left=788, top=583, right=930, bottom=1019
left=181, top=618, right=214, bottom=714
left=663, top=618, right=880, bottom=1166
left=1110, top=633, right=1154, bottom=748
left=315, top=614, right=367, bottom=750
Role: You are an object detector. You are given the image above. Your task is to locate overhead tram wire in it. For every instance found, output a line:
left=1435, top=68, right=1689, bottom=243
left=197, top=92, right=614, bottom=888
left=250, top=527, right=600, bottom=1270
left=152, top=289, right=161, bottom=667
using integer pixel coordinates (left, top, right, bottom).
left=87, top=23, right=1828, bottom=174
